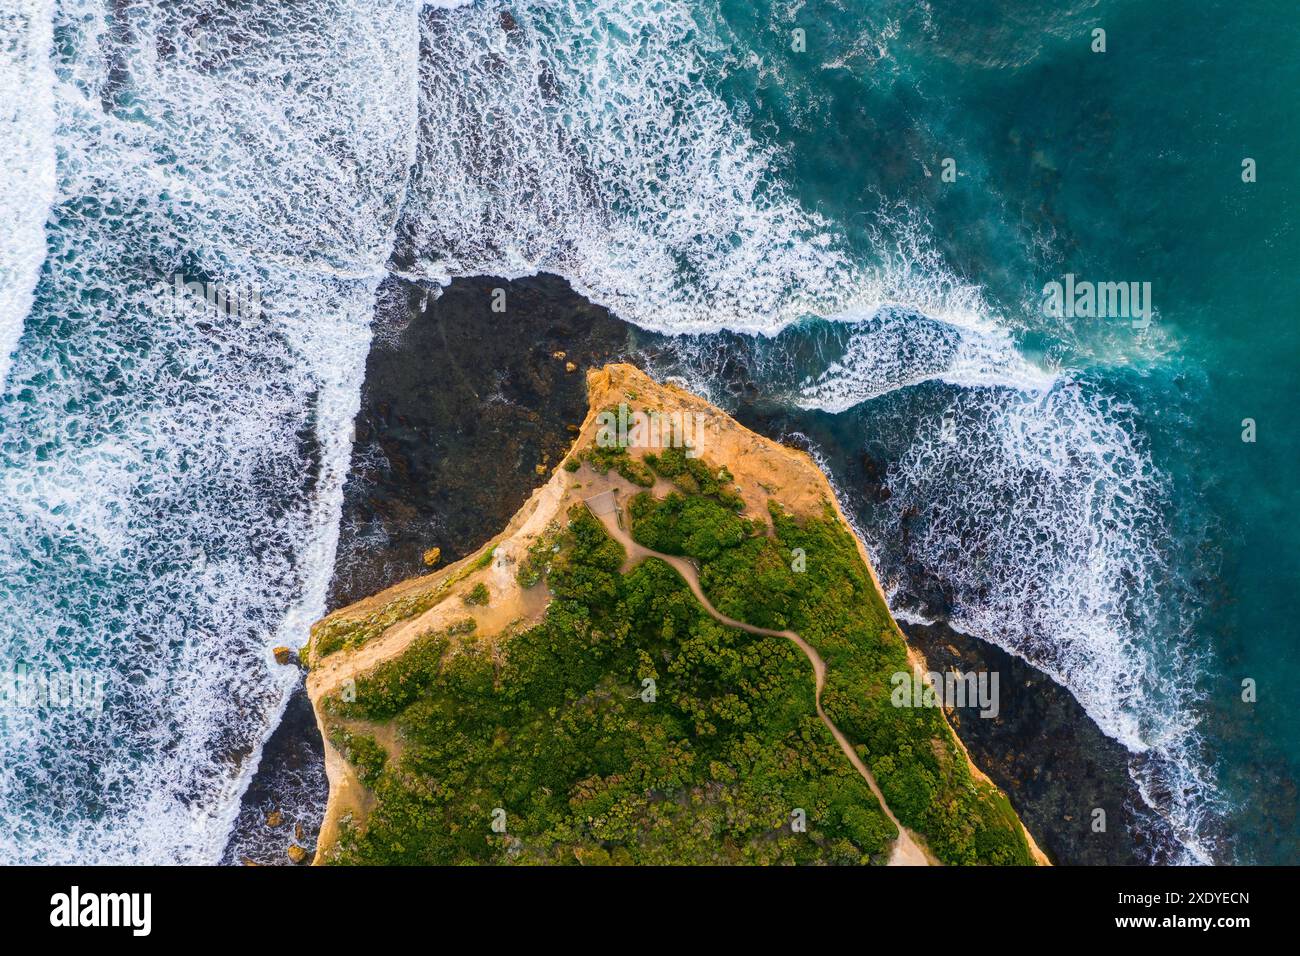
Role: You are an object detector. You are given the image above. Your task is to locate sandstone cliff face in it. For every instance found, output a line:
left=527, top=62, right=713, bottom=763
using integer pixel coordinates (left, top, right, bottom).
left=304, top=363, right=1044, bottom=865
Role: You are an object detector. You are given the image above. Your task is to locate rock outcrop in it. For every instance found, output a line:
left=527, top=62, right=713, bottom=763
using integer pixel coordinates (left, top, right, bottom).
left=304, top=364, right=1045, bottom=866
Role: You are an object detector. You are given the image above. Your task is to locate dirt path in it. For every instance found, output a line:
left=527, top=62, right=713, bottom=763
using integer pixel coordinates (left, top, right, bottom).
left=585, top=491, right=931, bottom=866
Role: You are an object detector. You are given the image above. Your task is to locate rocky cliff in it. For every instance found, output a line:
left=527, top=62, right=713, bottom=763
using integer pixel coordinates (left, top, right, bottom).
left=303, top=363, right=1045, bottom=865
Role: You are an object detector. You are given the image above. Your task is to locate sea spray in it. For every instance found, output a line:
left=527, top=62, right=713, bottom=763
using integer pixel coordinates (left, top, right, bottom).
left=0, top=1, right=57, bottom=388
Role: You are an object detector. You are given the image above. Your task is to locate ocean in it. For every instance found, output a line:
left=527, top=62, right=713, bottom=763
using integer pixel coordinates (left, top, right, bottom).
left=0, top=0, right=1295, bottom=864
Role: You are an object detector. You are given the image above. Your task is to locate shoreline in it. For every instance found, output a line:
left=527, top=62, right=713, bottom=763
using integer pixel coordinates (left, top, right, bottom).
left=226, top=271, right=1161, bottom=866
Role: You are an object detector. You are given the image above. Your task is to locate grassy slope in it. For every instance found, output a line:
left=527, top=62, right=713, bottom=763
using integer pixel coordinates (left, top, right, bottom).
left=629, top=448, right=1032, bottom=866
left=318, top=504, right=897, bottom=865
left=315, top=436, right=1030, bottom=866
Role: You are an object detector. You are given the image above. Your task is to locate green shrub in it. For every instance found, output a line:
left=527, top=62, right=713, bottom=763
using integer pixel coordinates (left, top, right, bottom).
left=323, top=630, right=452, bottom=722
left=311, top=584, right=449, bottom=661
left=694, top=500, right=1033, bottom=866
left=328, top=727, right=388, bottom=787
left=326, top=502, right=896, bottom=866
left=645, top=447, right=743, bottom=510
left=628, top=491, right=753, bottom=561
left=516, top=524, right=562, bottom=588
left=583, top=443, right=655, bottom=487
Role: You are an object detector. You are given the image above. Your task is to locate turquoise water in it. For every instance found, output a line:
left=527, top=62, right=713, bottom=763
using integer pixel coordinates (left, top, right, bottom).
left=695, top=0, right=1300, bottom=862
left=1, top=0, right=1294, bottom=862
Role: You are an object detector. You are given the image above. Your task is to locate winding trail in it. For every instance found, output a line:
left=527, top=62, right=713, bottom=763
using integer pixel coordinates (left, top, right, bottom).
left=585, top=491, right=931, bottom=866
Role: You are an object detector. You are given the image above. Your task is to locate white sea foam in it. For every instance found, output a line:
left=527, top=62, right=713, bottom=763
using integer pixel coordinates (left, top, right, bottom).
left=869, top=382, right=1218, bottom=861
left=398, top=0, right=860, bottom=334
left=795, top=303, right=1056, bottom=411
left=0, top=0, right=419, bottom=863
left=0, top=1, right=57, bottom=389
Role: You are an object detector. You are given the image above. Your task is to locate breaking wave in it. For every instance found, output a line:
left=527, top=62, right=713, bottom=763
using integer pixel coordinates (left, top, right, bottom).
left=396, top=0, right=860, bottom=333
left=866, top=380, right=1218, bottom=862
left=0, top=1, right=57, bottom=388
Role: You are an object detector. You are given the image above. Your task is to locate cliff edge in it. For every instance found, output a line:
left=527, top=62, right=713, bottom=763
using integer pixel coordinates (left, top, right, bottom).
left=304, top=363, right=1046, bottom=866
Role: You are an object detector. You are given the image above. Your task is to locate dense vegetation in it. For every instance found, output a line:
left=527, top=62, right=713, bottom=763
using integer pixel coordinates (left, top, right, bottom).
left=319, top=505, right=896, bottom=865
left=628, top=481, right=1033, bottom=866
left=327, top=727, right=388, bottom=787
left=627, top=491, right=752, bottom=561
left=643, top=445, right=744, bottom=511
